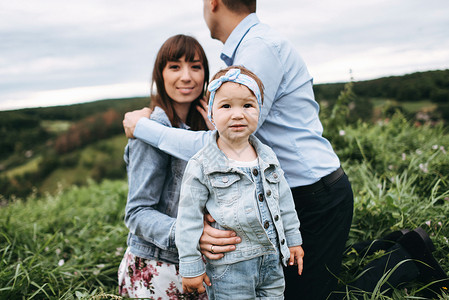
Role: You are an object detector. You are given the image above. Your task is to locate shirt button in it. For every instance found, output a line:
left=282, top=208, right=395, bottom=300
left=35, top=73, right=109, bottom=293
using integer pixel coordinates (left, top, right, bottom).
left=252, top=168, right=259, bottom=176
left=264, top=221, right=270, bottom=229
left=266, top=190, right=271, bottom=197
left=274, top=215, right=279, bottom=221
left=258, top=193, right=264, bottom=202
left=281, top=239, right=285, bottom=245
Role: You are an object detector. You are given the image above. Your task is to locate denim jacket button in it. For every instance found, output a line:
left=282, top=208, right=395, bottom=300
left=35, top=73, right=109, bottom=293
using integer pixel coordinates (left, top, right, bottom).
left=222, top=176, right=229, bottom=183
left=252, top=168, right=259, bottom=176
left=273, top=173, right=278, bottom=179
left=266, top=190, right=272, bottom=197
left=258, top=193, right=264, bottom=202
left=264, top=221, right=270, bottom=229
left=281, top=239, right=285, bottom=245
left=274, top=215, right=279, bottom=221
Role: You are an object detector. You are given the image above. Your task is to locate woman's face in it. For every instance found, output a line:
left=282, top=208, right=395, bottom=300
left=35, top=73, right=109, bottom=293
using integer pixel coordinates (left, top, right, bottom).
left=162, top=53, right=205, bottom=110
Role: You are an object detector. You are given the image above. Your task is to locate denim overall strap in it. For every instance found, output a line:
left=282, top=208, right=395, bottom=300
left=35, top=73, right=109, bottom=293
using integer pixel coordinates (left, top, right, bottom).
left=239, top=165, right=277, bottom=241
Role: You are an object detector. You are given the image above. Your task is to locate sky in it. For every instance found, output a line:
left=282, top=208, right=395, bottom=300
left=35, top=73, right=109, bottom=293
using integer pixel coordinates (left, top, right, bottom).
left=1, top=0, right=449, bottom=111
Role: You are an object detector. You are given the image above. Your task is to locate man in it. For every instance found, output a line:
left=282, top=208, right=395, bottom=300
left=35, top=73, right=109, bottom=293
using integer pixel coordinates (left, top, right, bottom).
left=124, top=1, right=353, bottom=299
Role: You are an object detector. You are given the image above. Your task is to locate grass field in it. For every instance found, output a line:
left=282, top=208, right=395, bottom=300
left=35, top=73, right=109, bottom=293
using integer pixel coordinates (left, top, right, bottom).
left=1, top=113, right=448, bottom=299
left=370, top=98, right=437, bottom=113
left=41, top=120, right=72, bottom=134
left=4, top=155, right=43, bottom=178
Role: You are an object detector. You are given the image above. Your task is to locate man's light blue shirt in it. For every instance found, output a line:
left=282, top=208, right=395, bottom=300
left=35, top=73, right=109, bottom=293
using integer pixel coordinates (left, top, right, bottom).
left=134, top=13, right=340, bottom=187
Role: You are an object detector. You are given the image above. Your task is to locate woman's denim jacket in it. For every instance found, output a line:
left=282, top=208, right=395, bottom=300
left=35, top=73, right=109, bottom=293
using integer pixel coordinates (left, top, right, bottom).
left=176, top=132, right=302, bottom=277
left=124, top=107, right=187, bottom=264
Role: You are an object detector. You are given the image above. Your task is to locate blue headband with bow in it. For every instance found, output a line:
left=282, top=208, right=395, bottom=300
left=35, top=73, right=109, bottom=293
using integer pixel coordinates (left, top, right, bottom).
left=207, top=68, right=262, bottom=124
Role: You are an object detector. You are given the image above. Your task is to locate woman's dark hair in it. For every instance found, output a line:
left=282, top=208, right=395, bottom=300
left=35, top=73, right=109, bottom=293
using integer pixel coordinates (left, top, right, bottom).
left=151, top=34, right=209, bottom=130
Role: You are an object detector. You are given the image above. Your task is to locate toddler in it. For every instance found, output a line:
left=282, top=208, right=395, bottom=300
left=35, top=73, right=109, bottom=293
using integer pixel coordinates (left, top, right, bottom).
left=175, top=66, right=303, bottom=299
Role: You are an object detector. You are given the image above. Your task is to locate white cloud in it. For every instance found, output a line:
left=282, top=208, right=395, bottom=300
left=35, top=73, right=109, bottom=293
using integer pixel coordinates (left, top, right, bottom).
left=1, top=0, right=449, bottom=110
left=311, top=46, right=449, bottom=83
left=1, top=1, right=161, bottom=31
left=0, top=56, right=96, bottom=76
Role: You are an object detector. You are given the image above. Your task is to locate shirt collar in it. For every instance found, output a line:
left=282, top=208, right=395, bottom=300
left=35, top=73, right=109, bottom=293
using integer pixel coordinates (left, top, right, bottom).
left=221, top=13, right=260, bottom=66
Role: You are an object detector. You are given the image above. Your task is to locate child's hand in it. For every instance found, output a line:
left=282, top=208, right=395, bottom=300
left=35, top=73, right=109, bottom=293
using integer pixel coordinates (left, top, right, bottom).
left=182, top=273, right=211, bottom=294
left=288, top=245, right=304, bottom=275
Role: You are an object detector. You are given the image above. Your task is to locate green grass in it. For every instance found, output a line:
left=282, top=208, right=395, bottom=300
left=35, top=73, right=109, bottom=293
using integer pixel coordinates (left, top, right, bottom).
left=371, top=98, right=437, bottom=114
left=39, top=167, right=92, bottom=196
left=77, top=135, right=128, bottom=169
left=327, top=113, right=449, bottom=299
left=0, top=180, right=128, bottom=299
left=40, top=134, right=127, bottom=194
left=1, top=113, right=448, bottom=299
left=401, top=100, right=437, bottom=113
left=4, top=155, right=43, bottom=178
left=4, top=134, right=129, bottom=196
left=41, top=120, right=72, bottom=134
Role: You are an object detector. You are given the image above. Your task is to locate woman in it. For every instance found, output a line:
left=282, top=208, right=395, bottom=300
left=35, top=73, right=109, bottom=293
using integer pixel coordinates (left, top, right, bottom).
left=118, top=34, right=210, bottom=299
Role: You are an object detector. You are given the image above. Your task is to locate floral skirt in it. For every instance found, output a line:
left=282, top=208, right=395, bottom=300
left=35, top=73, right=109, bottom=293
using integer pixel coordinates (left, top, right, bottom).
left=118, top=247, right=208, bottom=299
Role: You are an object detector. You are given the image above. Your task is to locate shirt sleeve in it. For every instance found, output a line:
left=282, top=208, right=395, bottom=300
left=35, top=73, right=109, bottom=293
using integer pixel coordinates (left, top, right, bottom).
left=124, top=138, right=176, bottom=250
left=175, top=159, right=210, bottom=277
left=233, top=37, right=284, bottom=127
left=134, top=117, right=212, bottom=161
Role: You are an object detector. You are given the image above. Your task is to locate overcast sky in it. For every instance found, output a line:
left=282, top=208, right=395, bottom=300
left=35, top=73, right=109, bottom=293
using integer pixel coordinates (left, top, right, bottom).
left=1, top=0, right=449, bottom=111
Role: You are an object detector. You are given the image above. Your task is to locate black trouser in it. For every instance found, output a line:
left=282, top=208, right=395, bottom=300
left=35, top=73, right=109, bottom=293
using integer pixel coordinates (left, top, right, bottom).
left=284, top=169, right=354, bottom=300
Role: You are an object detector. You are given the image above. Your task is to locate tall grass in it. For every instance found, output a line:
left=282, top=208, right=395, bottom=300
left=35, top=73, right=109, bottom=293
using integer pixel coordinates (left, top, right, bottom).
left=0, top=113, right=448, bottom=299
left=329, top=113, right=449, bottom=299
left=0, top=180, right=128, bottom=299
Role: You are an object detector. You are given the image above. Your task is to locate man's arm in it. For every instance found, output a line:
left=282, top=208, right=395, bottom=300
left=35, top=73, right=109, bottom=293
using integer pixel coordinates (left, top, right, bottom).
left=122, top=108, right=212, bottom=161
left=135, top=118, right=212, bottom=161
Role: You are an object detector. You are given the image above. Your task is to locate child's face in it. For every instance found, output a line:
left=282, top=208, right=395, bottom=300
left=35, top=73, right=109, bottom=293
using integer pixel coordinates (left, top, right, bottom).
left=211, top=82, right=260, bottom=143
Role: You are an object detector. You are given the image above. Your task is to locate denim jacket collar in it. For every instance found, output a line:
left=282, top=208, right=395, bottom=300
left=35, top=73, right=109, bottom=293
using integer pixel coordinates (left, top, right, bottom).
left=202, top=131, right=279, bottom=176
left=151, top=106, right=189, bottom=130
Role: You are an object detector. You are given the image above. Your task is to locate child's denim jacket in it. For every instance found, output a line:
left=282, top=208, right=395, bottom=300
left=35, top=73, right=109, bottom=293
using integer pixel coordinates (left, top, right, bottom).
left=176, top=132, right=302, bottom=278
left=124, top=107, right=188, bottom=264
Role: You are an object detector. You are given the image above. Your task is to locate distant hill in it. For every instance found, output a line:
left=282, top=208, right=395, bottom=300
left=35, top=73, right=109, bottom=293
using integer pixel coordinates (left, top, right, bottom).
left=0, top=96, right=150, bottom=121
left=0, top=97, right=150, bottom=199
left=1, top=70, right=449, bottom=199
left=314, top=69, right=449, bottom=103
left=0, top=97, right=149, bottom=159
